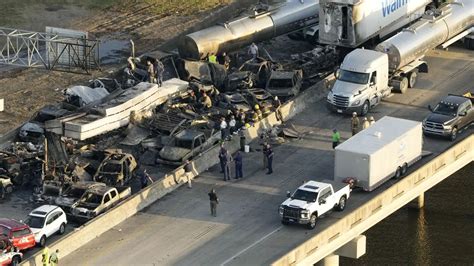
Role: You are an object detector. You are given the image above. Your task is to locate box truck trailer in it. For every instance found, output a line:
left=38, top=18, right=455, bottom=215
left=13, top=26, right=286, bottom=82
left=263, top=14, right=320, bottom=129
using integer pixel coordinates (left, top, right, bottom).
left=334, top=116, right=423, bottom=191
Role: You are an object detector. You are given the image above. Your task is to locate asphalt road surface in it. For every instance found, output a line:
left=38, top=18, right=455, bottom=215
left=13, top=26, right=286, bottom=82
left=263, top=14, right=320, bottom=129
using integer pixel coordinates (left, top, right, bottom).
left=62, top=46, right=474, bottom=265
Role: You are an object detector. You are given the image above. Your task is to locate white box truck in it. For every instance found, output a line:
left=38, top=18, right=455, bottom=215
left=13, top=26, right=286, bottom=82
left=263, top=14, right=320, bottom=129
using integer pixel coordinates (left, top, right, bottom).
left=334, top=116, right=423, bottom=191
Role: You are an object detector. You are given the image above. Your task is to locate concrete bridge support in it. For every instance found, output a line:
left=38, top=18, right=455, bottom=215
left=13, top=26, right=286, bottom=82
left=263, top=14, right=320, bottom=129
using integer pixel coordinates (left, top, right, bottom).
left=409, top=193, right=425, bottom=209
left=316, top=235, right=366, bottom=266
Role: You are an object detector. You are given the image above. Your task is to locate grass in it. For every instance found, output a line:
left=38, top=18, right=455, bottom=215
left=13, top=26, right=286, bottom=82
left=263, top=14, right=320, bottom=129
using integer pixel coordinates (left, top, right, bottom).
left=142, top=0, right=231, bottom=15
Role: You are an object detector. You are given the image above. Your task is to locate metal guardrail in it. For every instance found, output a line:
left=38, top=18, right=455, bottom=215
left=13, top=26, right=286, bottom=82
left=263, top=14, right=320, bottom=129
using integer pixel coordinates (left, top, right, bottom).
left=272, top=134, right=474, bottom=266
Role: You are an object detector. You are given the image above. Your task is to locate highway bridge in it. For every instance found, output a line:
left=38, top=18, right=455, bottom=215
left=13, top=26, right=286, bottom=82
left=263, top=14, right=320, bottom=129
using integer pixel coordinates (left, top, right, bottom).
left=57, top=46, right=474, bottom=265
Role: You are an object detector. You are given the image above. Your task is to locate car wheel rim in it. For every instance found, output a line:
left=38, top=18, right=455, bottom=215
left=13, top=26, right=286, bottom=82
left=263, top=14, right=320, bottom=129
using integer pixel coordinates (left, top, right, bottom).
left=311, top=216, right=316, bottom=227
left=340, top=198, right=345, bottom=209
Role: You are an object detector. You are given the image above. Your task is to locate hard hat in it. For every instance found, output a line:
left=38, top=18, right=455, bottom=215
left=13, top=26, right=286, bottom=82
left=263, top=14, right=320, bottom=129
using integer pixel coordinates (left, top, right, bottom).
left=369, top=116, right=375, bottom=121
left=254, top=104, right=260, bottom=110
left=363, top=117, right=368, bottom=121
left=352, top=112, right=357, bottom=116
left=274, top=96, right=278, bottom=100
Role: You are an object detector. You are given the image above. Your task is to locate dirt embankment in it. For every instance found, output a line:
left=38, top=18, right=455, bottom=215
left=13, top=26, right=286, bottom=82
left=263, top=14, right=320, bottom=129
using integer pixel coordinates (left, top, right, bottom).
left=0, top=0, right=254, bottom=134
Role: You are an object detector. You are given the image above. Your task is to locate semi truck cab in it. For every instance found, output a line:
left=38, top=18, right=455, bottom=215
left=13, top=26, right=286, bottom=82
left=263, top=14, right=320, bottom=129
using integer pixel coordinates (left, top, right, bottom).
left=327, top=49, right=390, bottom=115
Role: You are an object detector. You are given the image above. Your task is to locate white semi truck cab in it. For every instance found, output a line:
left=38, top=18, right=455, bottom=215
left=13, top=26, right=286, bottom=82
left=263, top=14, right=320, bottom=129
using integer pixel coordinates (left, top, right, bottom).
left=327, top=49, right=392, bottom=115
left=279, top=180, right=350, bottom=229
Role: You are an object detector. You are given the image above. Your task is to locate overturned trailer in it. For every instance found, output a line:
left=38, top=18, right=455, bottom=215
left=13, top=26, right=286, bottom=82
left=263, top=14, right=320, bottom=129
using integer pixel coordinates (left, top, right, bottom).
left=178, top=0, right=320, bottom=59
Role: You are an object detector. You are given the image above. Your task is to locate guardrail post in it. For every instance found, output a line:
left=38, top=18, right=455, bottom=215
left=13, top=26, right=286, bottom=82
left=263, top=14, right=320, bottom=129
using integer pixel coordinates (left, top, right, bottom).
left=316, top=253, right=339, bottom=266
left=408, top=192, right=425, bottom=209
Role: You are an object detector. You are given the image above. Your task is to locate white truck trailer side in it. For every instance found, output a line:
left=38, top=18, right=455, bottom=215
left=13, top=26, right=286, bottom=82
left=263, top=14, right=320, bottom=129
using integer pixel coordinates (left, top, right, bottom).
left=334, top=116, right=423, bottom=191
left=319, top=0, right=431, bottom=48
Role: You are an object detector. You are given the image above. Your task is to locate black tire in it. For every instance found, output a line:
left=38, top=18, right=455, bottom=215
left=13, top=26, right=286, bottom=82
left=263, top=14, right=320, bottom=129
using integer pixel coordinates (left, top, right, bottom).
left=450, top=127, right=458, bottom=141
left=59, top=223, right=66, bottom=235
left=360, top=101, right=370, bottom=116
left=39, top=235, right=46, bottom=247
left=394, top=167, right=402, bottom=179
left=307, top=213, right=317, bottom=230
left=11, top=255, right=21, bottom=266
left=281, top=219, right=289, bottom=225
left=401, top=163, right=408, bottom=175
left=392, top=77, right=408, bottom=94
left=407, top=71, right=418, bottom=88
left=5, top=185, right=13, bottom=194
left=335, top=196, right=347, bottom=211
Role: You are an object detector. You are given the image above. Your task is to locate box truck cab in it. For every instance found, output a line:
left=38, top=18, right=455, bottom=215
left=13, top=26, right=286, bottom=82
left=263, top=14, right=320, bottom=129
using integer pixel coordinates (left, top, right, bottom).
left=327, top=49, right=391, bottom=115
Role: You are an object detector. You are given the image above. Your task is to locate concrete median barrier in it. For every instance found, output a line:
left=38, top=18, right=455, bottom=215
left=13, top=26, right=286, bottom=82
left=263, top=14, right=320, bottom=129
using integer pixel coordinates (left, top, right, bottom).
left=21, top=76, right=333, bottom=265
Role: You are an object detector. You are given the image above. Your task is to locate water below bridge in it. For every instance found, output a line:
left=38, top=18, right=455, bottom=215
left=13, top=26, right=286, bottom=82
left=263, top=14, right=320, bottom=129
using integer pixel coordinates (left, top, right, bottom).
left=342, top=162, right=474, bottom=265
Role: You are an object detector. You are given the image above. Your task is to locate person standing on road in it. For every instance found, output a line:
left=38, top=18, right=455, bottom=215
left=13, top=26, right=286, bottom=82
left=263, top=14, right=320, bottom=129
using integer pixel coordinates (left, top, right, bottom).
left=265, top=144, right=274, bottom=175
left=362, top=117, right=370, bottom=130
left=184, top=160, right=193, bottom=188
left=248, top=42, right=259, bottom=60
left=0, top=181, right=4, bottom=200
left=41, top=247, right=49, bottom=266
left=273, top=96, right=283, bottom=122
left=220, top=117, right=228, bottom=141
left=222, top=52, right=231, bottom=70
left=156, top=59, right=165, bottom=87
left=332, top=129, right=341, bottom=149
left=351, top=112, right=360, bottom=136
left=49, top=249, right=59, bottom=266
left=234, top=151, right=243, bottom=179
left=146, top=60, right=155, bottom=83
left=218, top=144, right=227, bottom=173
left=223, top=149, right=232, bottom=181
left=261, top=140, right=268, bottom=170
left=208, top=189, right=219, bottom=217
left=369, top=116, right=376, bottom=126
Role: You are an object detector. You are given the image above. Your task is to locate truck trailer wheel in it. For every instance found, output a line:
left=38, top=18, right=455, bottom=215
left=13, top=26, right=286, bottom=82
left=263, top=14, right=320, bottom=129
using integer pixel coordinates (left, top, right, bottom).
left=464, top=37, right=474, bottom=50
left=11, top=255, right=21, bottom=266
left=394, top=167, right=402, bottom=179
left=335, top=196, right=347, bottom=211
left=392, top=77, right=408, bottom=94
left=401, top=163, right=408, bottom=175
left=307, top=214, right=317, bottom=230
left=407, top=71, right=418, bottom=88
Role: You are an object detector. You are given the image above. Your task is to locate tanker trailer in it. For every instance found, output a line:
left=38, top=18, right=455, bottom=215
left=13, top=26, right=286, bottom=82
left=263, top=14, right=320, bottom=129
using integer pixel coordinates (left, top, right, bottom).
left=178, top=0, right=319, bottom=60
left=326, top=0, right=474, bottom=116
left=319, top=0, right=432, bottom=48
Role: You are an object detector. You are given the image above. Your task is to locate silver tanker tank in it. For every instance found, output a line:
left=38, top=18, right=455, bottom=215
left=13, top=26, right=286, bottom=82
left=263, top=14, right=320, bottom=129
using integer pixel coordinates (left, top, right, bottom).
left=375, top=0, right=474, bottom=72
left=178, top=0, right=319, bottom=59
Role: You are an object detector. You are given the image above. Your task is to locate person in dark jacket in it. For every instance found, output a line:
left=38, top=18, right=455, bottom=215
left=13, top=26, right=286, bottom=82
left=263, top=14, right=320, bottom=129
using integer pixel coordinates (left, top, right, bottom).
left=208, top=189, right=219, bottom=217
left=265, top=144, right=274, bottom=174
left=218, top=145, right=227, bottom=173
left=234, top=151, right=243, bottom=179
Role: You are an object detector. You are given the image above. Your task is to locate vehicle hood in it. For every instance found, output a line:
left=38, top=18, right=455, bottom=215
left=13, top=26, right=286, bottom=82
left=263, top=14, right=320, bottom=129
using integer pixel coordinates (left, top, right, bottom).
left=282, top=198, right=312, bottom=209
left=30, top=227, right=42, bottom=234
left=159, top=146, right=191, bottom=161
left=55, top=196, right=77, bottom=206
left=425, top=113, right=456, bottom=124
left=331, top=80, right=366, bottom=96
left=228, top=71, right=250, bottom=80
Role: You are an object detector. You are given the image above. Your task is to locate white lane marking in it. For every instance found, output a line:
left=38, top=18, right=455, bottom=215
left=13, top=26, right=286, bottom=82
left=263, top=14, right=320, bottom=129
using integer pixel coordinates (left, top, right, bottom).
left=220, top=226, right=283, bottom=266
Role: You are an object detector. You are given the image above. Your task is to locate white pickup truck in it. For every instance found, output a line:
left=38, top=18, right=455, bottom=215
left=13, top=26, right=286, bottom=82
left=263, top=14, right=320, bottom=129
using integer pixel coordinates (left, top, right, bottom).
left=279, top=180, right=351, bottom=229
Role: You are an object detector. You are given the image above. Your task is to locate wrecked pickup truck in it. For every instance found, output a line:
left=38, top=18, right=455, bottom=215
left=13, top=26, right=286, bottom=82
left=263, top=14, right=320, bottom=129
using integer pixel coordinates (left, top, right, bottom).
left=55, top=181, right=106, bottom=214
left=70, top=186, right=131, bottom=220
left=93, top=152, right=137, bottom=186
left=156, top=129, right=220, bottom=166
left=265, top=70, right=303, bottom=100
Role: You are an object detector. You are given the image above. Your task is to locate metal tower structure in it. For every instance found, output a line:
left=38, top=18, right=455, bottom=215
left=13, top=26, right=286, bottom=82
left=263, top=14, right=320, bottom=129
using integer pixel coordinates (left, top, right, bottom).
left=0, top=27, right=101, bottom=73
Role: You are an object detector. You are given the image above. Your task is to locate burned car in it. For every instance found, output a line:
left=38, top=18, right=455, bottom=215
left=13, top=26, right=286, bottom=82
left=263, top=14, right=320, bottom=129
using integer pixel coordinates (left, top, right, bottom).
left=71, top=186, right=131, bottom=220
left=217, top=93, right=252, bottom=113
left=244, top=88, right=274, bottom=115
left=225, top=71, right=257, bottom=92
left=265, top=70, right=303, bottom=100
left=0, top=175, right=13, bottom=194
left=238, top=57, right=279, bottom=88
left=55, top=181, right=106, bottom=214
left=156, top=129, right=220, bottom=165
left=93, top=152, right=137, bottom=186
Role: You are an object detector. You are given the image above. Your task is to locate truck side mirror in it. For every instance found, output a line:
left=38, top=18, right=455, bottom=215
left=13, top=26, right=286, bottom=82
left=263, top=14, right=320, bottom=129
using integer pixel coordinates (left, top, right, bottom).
left=319, top=199, right=326, bottom=205
left=286, top=191, right=291, bottom=198
left=428, top=105, right=433, bottom=111
left=334, top=69, right=340, bottom=79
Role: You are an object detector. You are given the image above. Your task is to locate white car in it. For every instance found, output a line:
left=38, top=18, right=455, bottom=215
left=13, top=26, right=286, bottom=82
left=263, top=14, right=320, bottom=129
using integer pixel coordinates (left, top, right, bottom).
left=25, top=205, right=67, bottom=247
